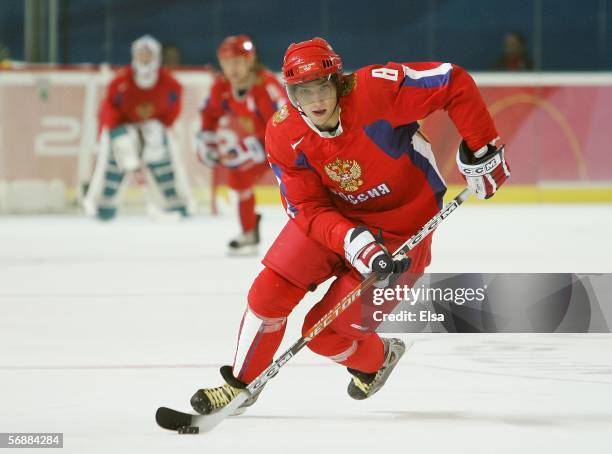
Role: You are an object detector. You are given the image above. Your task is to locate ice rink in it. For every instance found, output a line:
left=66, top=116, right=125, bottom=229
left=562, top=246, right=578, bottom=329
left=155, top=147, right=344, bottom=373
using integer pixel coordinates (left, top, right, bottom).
left=1, top=203, right=612, bottom=453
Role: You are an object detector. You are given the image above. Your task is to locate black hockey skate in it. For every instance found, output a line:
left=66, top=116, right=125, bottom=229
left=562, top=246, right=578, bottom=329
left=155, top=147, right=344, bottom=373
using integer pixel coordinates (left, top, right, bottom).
left=191, top=365, right=263, bottom=416
left=228, top=214, right=261, bottom=256
left=347, top=338, right=408, bottom=400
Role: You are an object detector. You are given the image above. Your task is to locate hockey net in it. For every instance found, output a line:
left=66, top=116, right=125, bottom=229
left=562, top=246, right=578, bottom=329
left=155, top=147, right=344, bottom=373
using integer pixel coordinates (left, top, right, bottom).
left=0, top=65, right=220, bottom=214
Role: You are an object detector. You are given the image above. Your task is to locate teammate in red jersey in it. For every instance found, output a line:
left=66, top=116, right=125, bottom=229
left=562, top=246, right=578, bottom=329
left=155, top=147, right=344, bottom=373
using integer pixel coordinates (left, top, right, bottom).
left=190, top=38, right=510, bottom=413
left=85, top=35, right=190, bottom=220
left=197, top=35, right=287, bottom=254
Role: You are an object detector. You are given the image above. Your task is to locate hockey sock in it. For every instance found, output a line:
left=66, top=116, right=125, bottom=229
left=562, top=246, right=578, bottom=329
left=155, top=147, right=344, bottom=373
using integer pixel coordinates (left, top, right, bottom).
left=238, top=191, right=257, bottom=232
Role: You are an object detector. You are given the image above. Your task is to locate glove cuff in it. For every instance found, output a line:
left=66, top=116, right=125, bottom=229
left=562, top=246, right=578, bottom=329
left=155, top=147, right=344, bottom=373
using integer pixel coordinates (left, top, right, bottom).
left=344, top=227, right=375, bottom=264
left=456, top=141, right=504, bottom=177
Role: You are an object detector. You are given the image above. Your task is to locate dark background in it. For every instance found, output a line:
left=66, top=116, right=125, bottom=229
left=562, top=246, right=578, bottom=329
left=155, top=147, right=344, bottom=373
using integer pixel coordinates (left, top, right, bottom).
left=1, top=0, right=610, bottom=70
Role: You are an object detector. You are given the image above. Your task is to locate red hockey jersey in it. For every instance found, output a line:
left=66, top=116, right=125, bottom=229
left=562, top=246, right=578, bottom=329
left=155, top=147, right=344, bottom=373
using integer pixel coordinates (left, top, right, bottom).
left=265, top=62, right=499, bottom=255
left=200, top=68, right=286, bottom=143
left=99, top=66, right=182, bottom=130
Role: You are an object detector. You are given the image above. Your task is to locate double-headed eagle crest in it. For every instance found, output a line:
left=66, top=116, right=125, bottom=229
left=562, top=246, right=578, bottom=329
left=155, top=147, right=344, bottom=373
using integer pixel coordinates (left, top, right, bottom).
left=272, top=104, right=289, bottom=126
left=324, top=158, right=363, bottom=192
left=136, top=102, right=154, bottom=120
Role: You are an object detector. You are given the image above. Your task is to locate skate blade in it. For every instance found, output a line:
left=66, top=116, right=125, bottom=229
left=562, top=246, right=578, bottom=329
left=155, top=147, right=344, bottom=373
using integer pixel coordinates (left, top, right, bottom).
left=227, top=245, right=259, bottom=257
left=230, top=406, right=247, bottom=416
left=348, top=340, right=414, bottom=401
left=369, top=339, right=413, bottom=397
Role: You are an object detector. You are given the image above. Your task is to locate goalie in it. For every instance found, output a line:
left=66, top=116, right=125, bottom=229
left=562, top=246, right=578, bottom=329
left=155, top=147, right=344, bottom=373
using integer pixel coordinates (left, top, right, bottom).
left=84, top=35, right=189, bottom=220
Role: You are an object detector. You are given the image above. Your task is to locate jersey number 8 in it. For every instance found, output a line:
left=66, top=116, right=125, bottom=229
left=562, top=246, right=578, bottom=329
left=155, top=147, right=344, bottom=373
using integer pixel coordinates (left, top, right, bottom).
left=371, top=67, right=399, bottom=81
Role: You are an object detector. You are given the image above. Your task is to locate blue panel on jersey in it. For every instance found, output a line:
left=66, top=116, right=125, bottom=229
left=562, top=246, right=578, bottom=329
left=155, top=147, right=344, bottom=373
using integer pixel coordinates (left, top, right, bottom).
left=112, top=93, right=123, bottom=106
left=401, top=70, right=451, bottom=89
left=270, top=163, right=298, bottom=216
left=295, top=151, right=317, bottom=174
left=168, top=90, right=178, bottom=105
left=363, top=120, right=446, bottom=207
left=221, top=99, right=231, bottom=113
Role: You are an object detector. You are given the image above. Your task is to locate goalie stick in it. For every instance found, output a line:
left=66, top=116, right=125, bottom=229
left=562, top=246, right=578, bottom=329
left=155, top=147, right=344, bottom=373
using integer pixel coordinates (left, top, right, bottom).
left=156, top=187, right=472, bottom=434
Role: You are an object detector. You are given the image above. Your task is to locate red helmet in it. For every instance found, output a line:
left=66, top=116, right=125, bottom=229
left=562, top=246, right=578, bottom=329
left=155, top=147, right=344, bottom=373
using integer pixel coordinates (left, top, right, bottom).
left=217, top=35, right=256, bottom=59
left=282, top=37, right=342, bottom=85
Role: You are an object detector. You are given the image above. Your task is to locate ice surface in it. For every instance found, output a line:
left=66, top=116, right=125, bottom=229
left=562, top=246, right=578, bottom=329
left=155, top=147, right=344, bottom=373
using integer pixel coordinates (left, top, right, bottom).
left=1, top=204, right=611, bottom=453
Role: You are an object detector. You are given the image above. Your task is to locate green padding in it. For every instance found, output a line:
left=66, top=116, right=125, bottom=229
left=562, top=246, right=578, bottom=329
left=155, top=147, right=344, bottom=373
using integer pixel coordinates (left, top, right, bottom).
left=155, top=172, right=175, bottom=184
left=163, top=188, right=177, bottom=198
left=147, top=160, right=171, bottom=169
left=97, top=206, right=117, bottom=221
left=109, top=125, right=128, bottom=139
left=105, top=171, right=123, bottom=183
left=168, top=206, right=188, bottom=217
left=103, top=186, right=117, bottom=197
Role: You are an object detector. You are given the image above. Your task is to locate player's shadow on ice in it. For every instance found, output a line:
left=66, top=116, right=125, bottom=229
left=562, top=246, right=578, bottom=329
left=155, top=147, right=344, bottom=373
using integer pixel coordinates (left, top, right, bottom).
left=375, top=410, right=558, bottom=427
left=377, top=411, right=612, bottom=427
left=239, top=411, right=612, bottom=427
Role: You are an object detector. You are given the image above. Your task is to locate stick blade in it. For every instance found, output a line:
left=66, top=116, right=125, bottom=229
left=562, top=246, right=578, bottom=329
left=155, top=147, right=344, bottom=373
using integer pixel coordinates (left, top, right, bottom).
left=156, top=392, right=248, bottom=434
left=155, top=407, right=193, bottom=431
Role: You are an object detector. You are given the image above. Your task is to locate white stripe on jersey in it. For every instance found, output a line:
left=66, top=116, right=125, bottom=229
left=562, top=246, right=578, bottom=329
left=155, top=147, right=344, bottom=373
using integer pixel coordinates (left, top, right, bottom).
left=412, top=132, right=446, bottom=186
left=403, top=62, right=452, bottom=80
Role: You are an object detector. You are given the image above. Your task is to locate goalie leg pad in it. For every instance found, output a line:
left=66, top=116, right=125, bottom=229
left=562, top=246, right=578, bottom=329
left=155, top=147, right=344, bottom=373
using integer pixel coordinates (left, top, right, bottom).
left=84, top=145, right=125, bottom=220
left=97, top=158, right=125, bottom=220
left=147, top=159, right=187, bottom=215
left=109, top=125, right=141, bottom=172
left=140, top=119, right=169, bottom=163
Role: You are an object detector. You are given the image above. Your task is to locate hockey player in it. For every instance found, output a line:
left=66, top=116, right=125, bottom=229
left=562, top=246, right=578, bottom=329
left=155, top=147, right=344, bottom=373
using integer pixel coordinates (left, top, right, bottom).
left=191, top=38, right=510, bottom=413
left=85, top=35, right=188, bottom=220
left=196, top=35, right=287, bottom=254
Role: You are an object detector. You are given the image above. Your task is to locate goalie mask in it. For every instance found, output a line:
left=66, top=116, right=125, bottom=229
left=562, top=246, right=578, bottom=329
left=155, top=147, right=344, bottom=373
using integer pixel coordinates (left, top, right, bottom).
left=131, top=35, right=161, bottom=89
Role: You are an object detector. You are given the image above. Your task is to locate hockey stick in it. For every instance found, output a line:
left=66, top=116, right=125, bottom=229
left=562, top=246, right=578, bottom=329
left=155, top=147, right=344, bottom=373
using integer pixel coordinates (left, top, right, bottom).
left=156, top=187, right=472, bottom=434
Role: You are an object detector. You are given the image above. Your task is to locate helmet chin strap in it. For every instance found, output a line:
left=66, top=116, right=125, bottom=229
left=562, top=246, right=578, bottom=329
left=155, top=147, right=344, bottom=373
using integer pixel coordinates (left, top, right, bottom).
left=300, top=101, right=343, bottom=138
